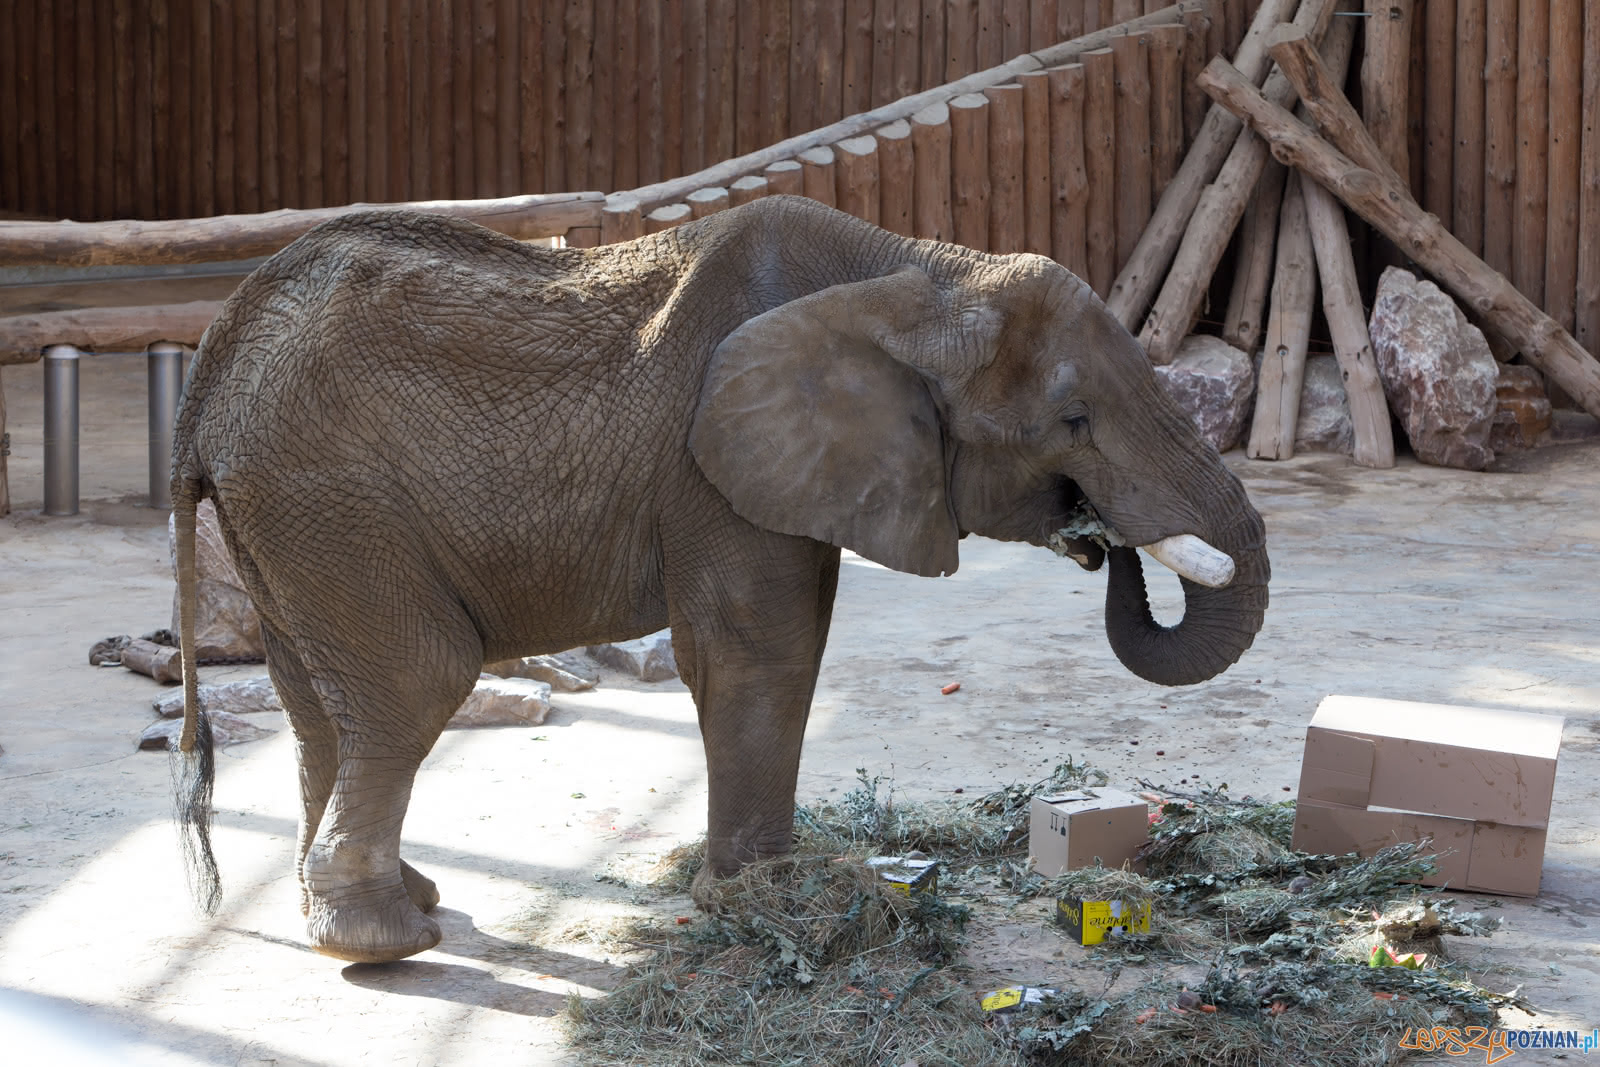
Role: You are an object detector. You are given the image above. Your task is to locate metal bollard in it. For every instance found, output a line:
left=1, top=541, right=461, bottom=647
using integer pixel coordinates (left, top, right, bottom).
left=147, top=343, right=186, bottom=509
left=43, top=344, right=80, bottom=516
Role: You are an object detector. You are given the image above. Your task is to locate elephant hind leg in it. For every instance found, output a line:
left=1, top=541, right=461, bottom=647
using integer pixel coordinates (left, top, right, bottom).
left=263, top=623, right=441, bottom=919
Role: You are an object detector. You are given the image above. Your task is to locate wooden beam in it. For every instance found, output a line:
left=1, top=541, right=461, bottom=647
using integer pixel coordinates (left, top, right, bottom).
left=834, top=134, right=881, bottom=225
left=911, top=101, right=954, bottom=241
left=1512, top=0, right=1548, bottom=306
left=601, top=197, right=645, bottom=242
left=1577, top=0, right=1600, bottom=353
left=1545, top=0, right=1583, bottom=332
left=1361, top=0, right=1413, bottom=182
left=1047, top=64, right=1090, bottom=279
left=0, top=193, right=607, bottom=268
left=875, top=119, right=916, bottom=237
left=728, top=174, right=770, bottom=207
left=0, top=302, right=222, bottom=366
left=1018, top=71, right=1053, bottom=256
left=1452, top=0, right=1486, bottom=254
left=950, top=92, right=992, bottom=251
left=1197, top=55, right=1600, bottom=419
left=984, top=84, right=1026, bottom=253
left=1246, top=171, right=1317, bottom=460
left=1220, top=160, right=1286, bottom=354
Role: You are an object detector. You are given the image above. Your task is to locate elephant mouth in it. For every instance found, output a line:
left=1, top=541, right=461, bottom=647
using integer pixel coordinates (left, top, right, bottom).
left=1048, top=500, right=1236, bottom=589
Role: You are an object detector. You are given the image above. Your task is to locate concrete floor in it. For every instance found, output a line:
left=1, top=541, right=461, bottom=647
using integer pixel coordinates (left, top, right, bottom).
left=1, top=353, right=1596, bottom=1065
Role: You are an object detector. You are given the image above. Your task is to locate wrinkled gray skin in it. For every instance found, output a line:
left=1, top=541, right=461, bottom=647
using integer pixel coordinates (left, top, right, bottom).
left=170, top=196, right=1268, bottom=963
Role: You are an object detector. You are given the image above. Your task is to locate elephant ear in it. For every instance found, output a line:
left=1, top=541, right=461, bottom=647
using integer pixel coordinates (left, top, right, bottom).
left=689, top=268, right=960, bottom=577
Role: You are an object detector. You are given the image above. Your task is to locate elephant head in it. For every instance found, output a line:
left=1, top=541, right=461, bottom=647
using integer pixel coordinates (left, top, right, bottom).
left=689, top=248, right=1267, bottom=687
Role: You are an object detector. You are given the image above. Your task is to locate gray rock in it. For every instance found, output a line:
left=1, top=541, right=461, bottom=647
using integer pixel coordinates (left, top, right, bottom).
left=481, top=652, right=598, bottom=692
left=154, top=676, right=283, bottom=719
left=450, top=676, right=554, bottom=727
left=168, top=500, right=266, bottom=662
left=1369, top=267, right=1498, bottom=470
left=1153, top=335, right=1255, bottom=452
left=1293, top=354, right=1355, bottom=455
left=586, top=631, right=679, bottom=683
left=140, top=709, right=277, bottom=750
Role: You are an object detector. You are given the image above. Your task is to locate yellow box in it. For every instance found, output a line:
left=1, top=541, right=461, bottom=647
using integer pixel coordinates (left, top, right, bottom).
left=1054, top=895, right=1152, bottom=945
left=866, top=856, right=939, bottom=897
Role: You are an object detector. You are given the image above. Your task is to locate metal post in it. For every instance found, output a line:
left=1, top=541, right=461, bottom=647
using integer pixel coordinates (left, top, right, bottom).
left=147, top=343, right=185, bottom=509
left=43, top=345, right=80, bottom=516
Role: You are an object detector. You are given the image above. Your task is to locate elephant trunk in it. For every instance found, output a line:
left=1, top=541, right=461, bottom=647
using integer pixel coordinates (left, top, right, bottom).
left=1102, top=512, right=1269, bottom=687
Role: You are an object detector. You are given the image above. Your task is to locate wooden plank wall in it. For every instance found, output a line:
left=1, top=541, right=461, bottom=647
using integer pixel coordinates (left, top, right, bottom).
left=0, top=0, right=1253, bottom=223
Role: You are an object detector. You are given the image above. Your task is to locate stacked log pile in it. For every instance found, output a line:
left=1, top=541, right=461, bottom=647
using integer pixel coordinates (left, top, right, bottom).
left=1102, top=0, right=1600, bottom=470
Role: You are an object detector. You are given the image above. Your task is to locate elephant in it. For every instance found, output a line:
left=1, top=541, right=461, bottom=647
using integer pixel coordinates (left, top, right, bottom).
left=168, top=195, right=1268, bottom=964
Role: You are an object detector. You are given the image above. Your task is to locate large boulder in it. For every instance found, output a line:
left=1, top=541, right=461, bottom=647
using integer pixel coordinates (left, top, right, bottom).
left=586, top=631, right=679, bottom=683
left=140, top=709, right=277, bottom=750
left=168, top=500, right=266, bottom=662
left=154, top=676, right=283, bottom=719
left=481, top=652, right=599, bottom=692
left=1369, top=268, right=1499, bottom=470
left=1153, top=335, right=1255, bottom=452
left=1489, top=364, right=1552, bottom=452
left=451, top=677, right=554, bottom=727
left=1293, top=354, right=1355, bottom=455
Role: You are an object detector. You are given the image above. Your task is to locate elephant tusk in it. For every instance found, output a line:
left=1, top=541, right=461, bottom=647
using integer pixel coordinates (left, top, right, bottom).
left=1139, top=534, right=1236, bottom=589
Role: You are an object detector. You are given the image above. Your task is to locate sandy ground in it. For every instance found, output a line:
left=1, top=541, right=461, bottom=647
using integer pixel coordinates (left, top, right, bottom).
left=1, top=353, right=1597, bottom=1066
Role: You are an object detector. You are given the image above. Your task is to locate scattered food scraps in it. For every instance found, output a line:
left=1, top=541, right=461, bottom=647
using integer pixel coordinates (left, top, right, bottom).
left=940, top=682, right=961, bottom=695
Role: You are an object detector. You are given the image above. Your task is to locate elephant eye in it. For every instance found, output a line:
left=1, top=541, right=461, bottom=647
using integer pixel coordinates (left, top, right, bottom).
left=1063, top=415, right=1089, bottom=436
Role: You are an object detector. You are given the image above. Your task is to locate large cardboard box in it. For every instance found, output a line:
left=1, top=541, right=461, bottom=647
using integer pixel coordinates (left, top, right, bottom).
left=1028, top=787, right=1149, bottom=876
left=1291, top=695, right=1563, bottom=897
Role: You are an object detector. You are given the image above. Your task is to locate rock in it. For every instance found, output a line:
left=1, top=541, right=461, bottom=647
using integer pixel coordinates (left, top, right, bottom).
left=585, top=631, right=679, bottom=683
left=1293, top=354, right=1355, bottom=455
left=139, top=709, right=277, bottom=750
left=1369, top=267, right=1499, bottom=470
left=121, top=638, right=184, bottom=683
left=1153, top=335, right=1255, bottom=452
left=1489, top=364, right=1552, bottom=452
left=168, top=500, right=266, bottom=663
left=154, top=676, right=283, bottom=719
left=481, top=652, right=599, bottom=692
left=449, top=677, right=554, bottom=728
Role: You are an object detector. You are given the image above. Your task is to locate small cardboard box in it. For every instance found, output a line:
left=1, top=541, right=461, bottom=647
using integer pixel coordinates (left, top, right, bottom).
left=1053, top=894, right=1153, bottom=945
left=1028, top=788, right=1149, bottom=876
left=865, top=856, right=939, bottom=897
left=1291, top=695, right=1563, bottom=897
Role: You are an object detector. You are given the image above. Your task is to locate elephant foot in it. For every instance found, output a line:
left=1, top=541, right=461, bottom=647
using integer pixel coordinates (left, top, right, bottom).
left=400, top=860, right=440, bottom=914
left=306, top=888, right=442, bottom=963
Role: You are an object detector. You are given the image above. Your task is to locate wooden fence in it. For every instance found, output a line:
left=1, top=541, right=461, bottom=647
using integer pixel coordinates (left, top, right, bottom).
left=0, top=0, right=1251, bottom=222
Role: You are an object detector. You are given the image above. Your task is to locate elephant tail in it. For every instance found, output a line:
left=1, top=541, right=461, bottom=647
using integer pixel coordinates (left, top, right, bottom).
left=171, top=473, right=221, bottom=915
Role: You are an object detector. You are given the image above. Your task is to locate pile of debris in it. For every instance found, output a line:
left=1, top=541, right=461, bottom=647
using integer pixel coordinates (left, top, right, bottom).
left=569, top=768, right=1520, bottom=1067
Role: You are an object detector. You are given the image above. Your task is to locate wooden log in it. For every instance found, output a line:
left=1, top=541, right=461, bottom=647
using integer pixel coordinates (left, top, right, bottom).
left=614, top=1, right=640, bottom=190
left=1361, top=0, right=1412, bottom=182
left=1247, top=175, right=1317, bottom=461
left=235, top=0, right=263, bottom=211
left=799, top=145, right=839, bottom=207
left=791, top=0, right=818, bottom=134
left=843, top=0, right=873, bottom=115
left=922, top=0, right=947, bottom=91
left=764, top=158, right=805, bottom=195
left=0, top=302, right=223, bottom=366
left=1267, top=25, right=1402, bottom=182
left=565, top=225, right=601, bottom=248
left=875, top=119, right=916, bottom=236
left=816, top=0, right=844, bottom=123
left=950, top=92, right=992, bottom=250
left=687, top=186, right=731, bottom=219
left=1111, top=34, right=1152, bottom=273
left=0, top=373, right=8, bottom=515
left=1513, top=0, right=1548, bottom=306
left=1058, top=0, right=1085, bottom=41
left=601, top=197, right=646, bottom=242
left=948, top=0, right=977, bottom=82
left=1303, top=173, right=1395, bottom=467
left=591, top=0, right=618, bottom=191
left=543, top=0, right=566, bottom=191
left=761, top=0, right=791, bottom=149
left=1422, top=0, right=1454, bottom=222
left=1224, top=0, right=1247, bottom=53
left=683, top=0, right=708, bottom=174
left=1115, top=0, right=1144, bottom=24
left=708, top=0, right=736, bottom=163
left=615, top=3, right=1206, bottom=211
left=0, top=193, right=609, bottom=267
left=895, top=0, right=920, bottom=100
left=1483, top=0, right=1516, bottom=277
left=646, top=203, right=693, bottom=232
left=1018, top=71, right=1053, bottom=256
left=911, top=101, right=955, bottom=240
left=873, top=0, right=898, bottom=108
left=729, top=174, right=770, bottom=206
left=1003, top=0, right=1028, bottom=57
left=1180, top=1, right=1215, bottom=146
left=1452, top=0, right=1486, bottom=255
left=984, top=84, right=1026, bottom=253
left=1104, top=0, right=1311, bottom=329
left=737, top=0, right=762, bottom=155
left=834, top=135, right=881, bottom=225
left=1030, top=0, right=1059, bottom=51
left=1407, top=0, right=1426, bottom=199
left=1198, top=55, right=1600, bottom=419
left=1545, top=0, right=1582, bottom=332
left=977, top=0, right=1003, bottom=69
left=1148, top=25, right=1185, bottom=201
left=1578, top=2, right=1600, bottom=353
left=454, top=0, right=476, bottom=196
left=1048, top=64, right=1090, bottom=279
left=638, top=1, right=664, bottom=183
left=475, top=0, right=500, bottom=196
left=1220, top=160, right=1285, bottom=353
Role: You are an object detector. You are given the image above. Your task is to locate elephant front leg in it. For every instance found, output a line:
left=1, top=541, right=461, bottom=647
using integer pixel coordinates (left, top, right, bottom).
left=302, top=750, right=443, bottom=963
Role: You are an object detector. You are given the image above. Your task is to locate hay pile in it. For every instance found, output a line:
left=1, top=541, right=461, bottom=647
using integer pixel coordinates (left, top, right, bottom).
left=567, top=769, right=1517, bottom=1067
left=568, top=851, right=1013, bottom=1066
